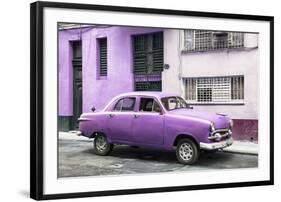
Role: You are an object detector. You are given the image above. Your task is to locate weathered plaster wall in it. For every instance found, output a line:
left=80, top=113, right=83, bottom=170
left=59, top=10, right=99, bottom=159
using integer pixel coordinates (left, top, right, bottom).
left=162, top=30, right=259, bottom=120
left=58, top=26, right=162, bottom=116
left=59, top=27, right=259, bottom=140
left=162, top=30, right=259, bottom=140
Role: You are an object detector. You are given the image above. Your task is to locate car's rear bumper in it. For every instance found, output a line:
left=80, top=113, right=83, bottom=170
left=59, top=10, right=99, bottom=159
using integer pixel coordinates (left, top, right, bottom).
left=200, top=137, right=233, bottom=150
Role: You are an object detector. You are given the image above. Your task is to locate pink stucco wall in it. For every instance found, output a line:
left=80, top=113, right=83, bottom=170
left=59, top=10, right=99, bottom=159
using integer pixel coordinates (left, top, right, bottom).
left=163, top=30, right=259, bottom=120
left=162, top=30, right=259, bottom=140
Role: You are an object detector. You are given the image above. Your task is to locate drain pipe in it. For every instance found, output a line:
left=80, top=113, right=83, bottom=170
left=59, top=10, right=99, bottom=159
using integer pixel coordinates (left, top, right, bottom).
left=178, top=30, right=184, bottom=98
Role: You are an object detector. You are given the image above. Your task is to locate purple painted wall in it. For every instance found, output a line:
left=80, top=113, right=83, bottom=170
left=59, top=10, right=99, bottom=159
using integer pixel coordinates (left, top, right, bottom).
left=59, top=26, right=162, bottom=116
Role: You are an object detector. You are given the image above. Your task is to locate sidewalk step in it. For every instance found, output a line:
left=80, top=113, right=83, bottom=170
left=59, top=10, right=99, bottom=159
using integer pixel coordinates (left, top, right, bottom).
left=222, top=141, right=258, bottom=155
left=59, top=132, right=258, bottom=155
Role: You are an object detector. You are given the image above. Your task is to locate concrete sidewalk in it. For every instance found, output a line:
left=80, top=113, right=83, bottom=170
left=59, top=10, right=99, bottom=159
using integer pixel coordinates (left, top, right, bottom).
left=222, top=140, right=258, bottom=155
left=59, top=131, right=91, bottom=141
left=59, top=132, right=258, bottom=155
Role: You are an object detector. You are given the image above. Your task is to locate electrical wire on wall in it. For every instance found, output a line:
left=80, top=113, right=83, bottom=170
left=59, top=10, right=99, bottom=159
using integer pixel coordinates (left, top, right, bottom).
left=178, top=30, right=185, bottom=98
left=79, top=23, right=82, bottom=41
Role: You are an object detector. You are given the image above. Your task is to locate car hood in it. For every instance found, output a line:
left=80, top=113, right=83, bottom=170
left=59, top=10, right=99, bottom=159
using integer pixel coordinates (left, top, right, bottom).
left=168, top=109, right=231, bottom=129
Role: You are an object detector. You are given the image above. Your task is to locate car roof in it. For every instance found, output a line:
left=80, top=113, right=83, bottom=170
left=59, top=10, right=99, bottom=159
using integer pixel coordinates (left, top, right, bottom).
left=117, top=91, right=180, bottom=99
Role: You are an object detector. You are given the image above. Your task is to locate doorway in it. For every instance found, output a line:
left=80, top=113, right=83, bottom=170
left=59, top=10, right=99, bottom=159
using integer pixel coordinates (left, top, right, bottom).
left=72, top=41, right=82, bottom=129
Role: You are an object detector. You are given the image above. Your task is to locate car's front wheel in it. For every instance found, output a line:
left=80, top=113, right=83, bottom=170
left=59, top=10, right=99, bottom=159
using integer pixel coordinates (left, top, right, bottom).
left=176, top=138, right=199, bottom=165
left=93, top=134, right=113, bottom=156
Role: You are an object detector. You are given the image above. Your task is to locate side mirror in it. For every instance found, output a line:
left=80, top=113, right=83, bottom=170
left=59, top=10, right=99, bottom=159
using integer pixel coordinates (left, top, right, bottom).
left=91, top=106, right=96, bottom=112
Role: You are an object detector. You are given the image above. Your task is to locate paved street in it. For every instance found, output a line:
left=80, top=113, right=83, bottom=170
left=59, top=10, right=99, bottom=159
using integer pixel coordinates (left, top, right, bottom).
left=58, top=138, right=258, bottom=178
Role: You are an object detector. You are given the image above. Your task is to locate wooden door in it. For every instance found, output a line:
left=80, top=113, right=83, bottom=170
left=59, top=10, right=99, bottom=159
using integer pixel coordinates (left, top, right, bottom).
left=72, top=41, right=82, bottom=129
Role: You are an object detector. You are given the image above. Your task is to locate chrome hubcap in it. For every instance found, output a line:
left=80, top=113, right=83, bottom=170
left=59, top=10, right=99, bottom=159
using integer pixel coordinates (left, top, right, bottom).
left=179, top=143, right=193, bottom=161
left=95, top=136, right=107, bottom=152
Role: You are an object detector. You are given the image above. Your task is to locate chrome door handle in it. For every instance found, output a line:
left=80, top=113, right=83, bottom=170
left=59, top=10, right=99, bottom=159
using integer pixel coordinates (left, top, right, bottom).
left=134, top=114, right=140, bottom=118
left=109, top=114, right=114, bottom=118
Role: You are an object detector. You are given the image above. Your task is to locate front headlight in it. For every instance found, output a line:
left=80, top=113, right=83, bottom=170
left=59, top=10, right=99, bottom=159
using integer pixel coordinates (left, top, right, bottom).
left=229, top=119, right=234, bottom=128
left=210, top=122, right=215, bottom=131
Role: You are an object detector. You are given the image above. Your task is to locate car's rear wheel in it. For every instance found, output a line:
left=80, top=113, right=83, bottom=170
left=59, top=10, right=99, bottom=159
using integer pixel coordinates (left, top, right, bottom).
left=93, top=134, right=113, bottom=156
left=176, top=138, right=199, bottom=165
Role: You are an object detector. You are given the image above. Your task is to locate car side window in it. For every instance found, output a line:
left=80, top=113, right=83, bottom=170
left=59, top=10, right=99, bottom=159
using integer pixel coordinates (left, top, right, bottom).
left=114, top=99, right=123, bottom=111
left=139, top=98, right=162, bottom=113
left=114, top=97, right=136, bottom=112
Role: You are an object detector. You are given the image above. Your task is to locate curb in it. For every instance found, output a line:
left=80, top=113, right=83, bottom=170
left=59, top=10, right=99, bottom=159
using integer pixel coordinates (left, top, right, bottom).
left=59, top=132, right=258, bottom=155
left=222, top=141, right=258, bottom=156
left=222, top=149, right=258, bottom=156
left=59, top=131, right=91, bottom=141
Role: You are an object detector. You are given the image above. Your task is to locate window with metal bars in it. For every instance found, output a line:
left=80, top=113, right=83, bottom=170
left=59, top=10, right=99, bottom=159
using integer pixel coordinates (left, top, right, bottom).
left=133, top=32, right=163, bottom=74
left=184, top=30, right=244, bottom=52
left=135, top=81, right=162, bottom=91
left=184, top=76, right=244, bottom=104
left=99, top=38, right=107, bottom=76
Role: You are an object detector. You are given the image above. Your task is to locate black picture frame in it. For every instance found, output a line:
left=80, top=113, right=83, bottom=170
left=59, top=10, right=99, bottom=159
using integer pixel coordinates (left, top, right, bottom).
left=30, top=1, right=274, bottom=200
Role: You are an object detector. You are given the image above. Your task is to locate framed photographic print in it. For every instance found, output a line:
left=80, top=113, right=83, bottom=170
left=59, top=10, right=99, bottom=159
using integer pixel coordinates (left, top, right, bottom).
left=30, top=1, right=274, bottom=200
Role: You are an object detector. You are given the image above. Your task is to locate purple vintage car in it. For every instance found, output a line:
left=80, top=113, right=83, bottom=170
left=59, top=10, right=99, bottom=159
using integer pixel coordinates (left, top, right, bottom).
left=78, top=92, right=233, bottom=164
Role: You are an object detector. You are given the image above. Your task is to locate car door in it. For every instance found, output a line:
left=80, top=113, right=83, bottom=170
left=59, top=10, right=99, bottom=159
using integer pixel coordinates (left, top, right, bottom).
left=107, top=97, right=136, bottom=142
left=133, top=97, right=164, bottom=145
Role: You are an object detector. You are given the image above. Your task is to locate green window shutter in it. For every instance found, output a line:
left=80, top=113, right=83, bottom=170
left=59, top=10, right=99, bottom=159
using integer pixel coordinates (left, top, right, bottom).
left=99, top=38, right=107, bottom=76
left=152, top=32, right=163, bottom=73
left=133, top=35, right=148, bottom=74
left=133, top=32, right=163, bottom=74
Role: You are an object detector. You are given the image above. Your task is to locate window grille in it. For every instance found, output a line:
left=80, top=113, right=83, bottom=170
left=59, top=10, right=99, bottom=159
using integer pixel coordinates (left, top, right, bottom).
left=184, top=76, right=244, bottom=104
left=135, top=81, right=162, bottom=91
left=184, top=30, right=244, bottom=52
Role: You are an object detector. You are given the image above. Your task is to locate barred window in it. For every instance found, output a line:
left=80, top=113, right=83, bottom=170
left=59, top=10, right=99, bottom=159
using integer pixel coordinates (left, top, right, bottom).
left=184, top=76, right=244, bottom=104
left=184, top=30, right=244, bottom=52
left=135, top=81, right=162, bottom=91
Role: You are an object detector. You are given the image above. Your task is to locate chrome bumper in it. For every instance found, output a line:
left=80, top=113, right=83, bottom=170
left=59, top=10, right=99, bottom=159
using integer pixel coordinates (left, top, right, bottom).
left=209, top=129, right=232, bottom=140
left=200, top=137, right=233, bottom=150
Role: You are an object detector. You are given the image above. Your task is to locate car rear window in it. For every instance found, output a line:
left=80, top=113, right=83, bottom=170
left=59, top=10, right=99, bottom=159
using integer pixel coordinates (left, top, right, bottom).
left=114, top=97, right=136, bottom=111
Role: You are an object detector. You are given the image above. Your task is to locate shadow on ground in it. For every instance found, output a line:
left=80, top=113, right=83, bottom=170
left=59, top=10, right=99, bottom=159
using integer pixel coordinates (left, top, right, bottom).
left=58, top=139, right=258, bottom=178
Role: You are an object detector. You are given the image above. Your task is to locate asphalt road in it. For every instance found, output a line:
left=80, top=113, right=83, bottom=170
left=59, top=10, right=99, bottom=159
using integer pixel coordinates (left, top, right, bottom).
left=58, top=138, right=258, bottom=178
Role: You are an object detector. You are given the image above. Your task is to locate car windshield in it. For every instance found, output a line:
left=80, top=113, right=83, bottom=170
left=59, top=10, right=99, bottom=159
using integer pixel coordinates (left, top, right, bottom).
left=161, top=96, right=191, bottom=111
